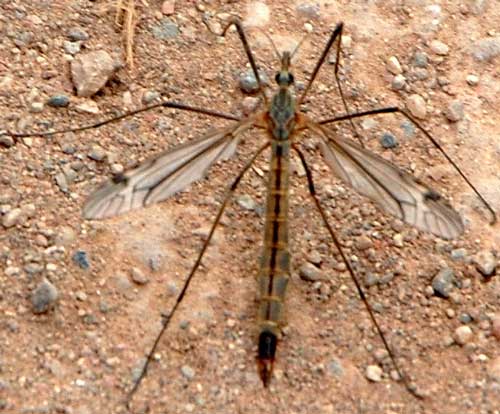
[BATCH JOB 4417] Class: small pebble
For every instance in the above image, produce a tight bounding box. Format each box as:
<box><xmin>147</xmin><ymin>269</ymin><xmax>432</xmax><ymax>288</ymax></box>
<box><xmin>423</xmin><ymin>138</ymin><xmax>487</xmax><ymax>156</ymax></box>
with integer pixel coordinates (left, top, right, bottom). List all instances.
<box><xmin>30</xmin><ymin>102</ymin><xmax>44</xmax><ymax>113</ymax></box>
<box><xmin>413</xmin><ymin>51</ymin><xmax>428</xmax><ymax>68</ymax></box>
<box><xmin>47</xmin><ymin>95</ymin><xmax>70</xmax><ymax>108</ymax></box>
<box><xmin>380</xmin><ymin>132</ymin><xmax>397</xmax><ymax>149</ymax></box>
<box><xmin>304</xmin><ymin>23</ymin><xmax>313</xmax><ymax>33</ymax></box>
<box><xmin>161</xmin><ymin>0</ymin><xmax>176</xmax><ymax>15</ymax></box>
<box><xmin>413</xmin><ymin>67</ymin><xmax>429</xmax><ymax>80</ymax></box>
<box><xmin>0</xmin><ymin>135</ymin><xmax>15</xmax><ymax>147</ymax></box>
<box><xmin>88</xmin><ymin>145</ymin><xmax>106</xmax><ymax>161</ymax></box>
<box><xmin>379</xmin><ymin>272</ymin><xmax>395</xmax><ymax>285</ymax></box>
<box><xmin>406</xmin><ymin>94</ymin><xmax>427</xmax><ymax>119</ymax></box>
<box><xmin>151</xmin><ymin>18</ymin><xmax>179</xmax><ymax>40</ymax></box>
<box><xmin>75</xmin><ymin>291</ymin><xmax>87</xmax><ymax>301</ymax></box>
<box><xmin>56</xmin><ymin>226</ymin><xmax>77</xmax><ymax>246</ymax></box>
<box><xmin>73</xmin><ymin>250</ymin><xmax>90</xmax><ymax>270</ymax></box>
<box><xmin>393</xmin><ymin>233</ymin><xmax>404</xmax><ymax>247</ymax></box>
<box><xmin>5</xmin><ymin>266</ymin><xmax>21</xmax><ymax>277</ymax></box>
<box><xmin>391</xmin><ymin>74</ymin><xmax>406</xmax><ymax>90</ymax></box>
<box><xmin>466</xmin><ymin>74</ymin><xmax>479</xmax><ymax>86</ymax></box>
<box><xmin>296</xmin><ymin>3</ymin><xmax>320</xmax><ymax>20</ymax></box>
<box><xmin>181</xmin><ymin>365</ymin><xmax>195</xmax><ymax>380</ymax></box>
<box><xmin>68</xmin><ymin>28</ymin><xmax>89</xmax><ymax>41</ymax></box>
<box><xmin>142</xmin><ymin>90</ymin><xmax>160</xmax><ymax>105</ymax></box>
<box><xmin>245</xmin><ymin>1</ymin><xmax>270</xmax><ymax>27</ymax></box>
<box><xmin>307</xmin><ymin>250</ymin><xmax>322</xmax><ymax>266</ymax></box>
<box><xmin>63</xmin><ymin>40</ymin><xmax>81</xmax><ymax>55</ymax></box>
<box><xmin>453</xmin><ymin>325</ymin><xmax>473</xmax><ymax>345</ymax></box>
<box><xmin>130</xmin><ymin>267</ymin><xmax>149</xmax><ymax>285</ymax></box>
<box><xmin>400</xmin><ymin>120</ymin><xmax>415</xmax><ymax>138</ymax></box>
<box><xmin>75</xmin><ymin>100</ymin><xmax>99</xmax><ymax>114</ymax></box>
<box><xmin>429</xmin><ymin>40</ymin><xmax>449</xmax><ymax>55</ymax></box>
<box><xmin>71</xmin><ymin>50</ymin><xmax>118</xmax><ymax>97</ymax></box>
<box><xmin>471</xmin><ymin>36</ymin><xmax>500</xmax><ymax>62</ymax></box>
<box><xmin>386</xmin><ymin>56</ymin><xmax>402</xmax><ymax>75</ymax></box>
<box><xmin>236</xmin><ymin>194</ymin><xmax>257</xmax><ymax>211</ymax></box>
<box><xmin>432</xmin><ymin>268</ymin><xmax>455</xmax><ymax>298</ymax></box>
<box><xmin>373</xmin><ymin>348</ymin><xmax>389</xmax><ymax>363</ymax></box>
<box><xmin>239</xmin><ymin>70</ymin><xmax>267</xmax><ymax>94</ymax></box>
<box><xmin>2</xmin><ymin>208</ymin><xmax>22</xmax><ymax>228</ymax></box>
<box><xmin>450</xmin><ymin>247</ymin><xmax>467</xmax><ymax>261</ymax></box>
<box><xmin>445</xmin><ymin>308</ymin><xmax>456</xmax><ymax>318</ymax></box>
<box><xmin>240</xmin><ymin>96</ymin><xmax>260</xmax><ymax>115</ymax></box>
<box><xmin>110</xmin><ymin>163</ymin><xmax>124</xmax><ymax>176</ymax></box>
<box><xmin>459</xmin><ymin>313</ymin><xmax>472</xmax><ymax>324</ymax></box>
<box><xmin>355</xmin><ymin>236</ymin><xmax>372</xmax><ymax>250</ymax></box>
<box><xmin>31</xmin><ymin>279</ymin><xmax>58</xmax><ymax>314</ymax></box>
<box><xmin>299</xmin><ymin>262</ymin><xmax>322</xmax><ymax>282</ymax></box>
<box><xmin>472</xmin><ymin>250</ymin><xmax>497</xmax><ymax>277</ymax></box>
<box><xmin>327</xmin><ymin>359</ymin><xmax>343</xmax><ymax>377</ymax></box>
<box><xmin>365</xmin><ymin>365</ymin><xmax>383</xmax><ymax>382</ymax></box>
<box><xmin>445</xmin><ymin>101</ymin><xmax>464</xmax><ymax>122</ymax></box>
<box><xmin>56</xmin><ymin>168</ymin><xmax>73</xmax><ymax>189</ymax></box>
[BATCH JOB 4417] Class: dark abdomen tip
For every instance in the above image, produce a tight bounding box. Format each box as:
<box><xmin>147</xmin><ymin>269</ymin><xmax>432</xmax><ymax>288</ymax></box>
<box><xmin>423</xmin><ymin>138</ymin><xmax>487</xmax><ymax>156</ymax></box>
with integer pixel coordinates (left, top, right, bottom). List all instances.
<box><xmin>257</xmin><ymin>331</ymin><xmax>277</xmax><ymax>387</ymax></box>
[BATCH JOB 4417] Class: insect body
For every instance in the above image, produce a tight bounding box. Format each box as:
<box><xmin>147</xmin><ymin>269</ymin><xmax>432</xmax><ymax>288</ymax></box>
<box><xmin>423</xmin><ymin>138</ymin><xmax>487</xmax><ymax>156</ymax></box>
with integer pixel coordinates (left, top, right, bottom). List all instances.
<box><xmin>79</xmin><ymin>22</ymin><xmax>473</xmax><ymax>390</ymax></box>
<box><xmin>3</xmin><ymin>19</ymin><xmax>494</xmax><ymax>400</ymax></box>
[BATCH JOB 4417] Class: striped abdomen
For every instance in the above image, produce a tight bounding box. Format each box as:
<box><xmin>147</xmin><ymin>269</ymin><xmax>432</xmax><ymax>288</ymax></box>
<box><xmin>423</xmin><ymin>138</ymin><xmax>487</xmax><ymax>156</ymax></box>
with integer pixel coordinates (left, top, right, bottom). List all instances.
<box><xmin>256</xmin><ymin>139</ymin><xmax>291</xmax><ymax>385</ymax></box>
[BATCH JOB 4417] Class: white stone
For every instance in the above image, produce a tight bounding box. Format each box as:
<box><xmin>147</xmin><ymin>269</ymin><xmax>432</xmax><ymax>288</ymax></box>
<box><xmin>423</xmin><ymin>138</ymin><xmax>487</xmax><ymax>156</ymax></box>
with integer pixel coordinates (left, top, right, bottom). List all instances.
<box><xmin>386</xmin><ymin>56</ymin><xmax>402</xmax><ymax>75</ymax></box>
<box><xmin>365</xmin><ymin>365</ymin><xmax>383</xmax><ymax>382</ymax></box>
<box><xmin>454</xmin><ymin>325</ymin><xmax>473</xmax><ymax>345</ymax></box>
<box><xmin>244</xmin><ymin>2</ymin><xmax>270</xmax><ymax>27</ymax></box>
<box><xmin>406</xmin><ymin>94</ymin><xmax>427</xmax><ymax>119</ymax></box>
<box><xmin>429</xmin><ymin>40</ymin><xmax>449</xmax><ymax>56</ymax></box>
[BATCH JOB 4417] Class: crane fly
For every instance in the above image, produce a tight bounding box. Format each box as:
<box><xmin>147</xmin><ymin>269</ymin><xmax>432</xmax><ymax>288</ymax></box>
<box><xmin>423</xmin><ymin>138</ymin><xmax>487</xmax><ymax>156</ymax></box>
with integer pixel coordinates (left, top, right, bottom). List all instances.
<box><xmin>2</xmin><ymin>18</ymin><xmax>495</xmax><ymax>403</ymax></box>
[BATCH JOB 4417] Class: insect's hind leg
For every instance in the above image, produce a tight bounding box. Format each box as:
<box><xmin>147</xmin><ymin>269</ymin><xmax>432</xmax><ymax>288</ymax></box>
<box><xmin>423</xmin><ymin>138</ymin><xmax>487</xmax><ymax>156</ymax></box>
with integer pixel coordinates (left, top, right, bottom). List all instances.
<box><xmin>318</xmin><ymin>106</ymin><xmax>497</xmax><ymax>224</ymax></box>
<box><xmin>125</xmin><ymin>141</ymin><xmax>270</xmax><ymax>407</ymax></box>
<box><xmin>298</xmin><ymin>23</ymin><xmax>363</xmax><ymax>147</ymax></box>
<box><xmin>291</xmin><ymin>143</ymin><xmax>423</xmax><ymax>398</ymax></box>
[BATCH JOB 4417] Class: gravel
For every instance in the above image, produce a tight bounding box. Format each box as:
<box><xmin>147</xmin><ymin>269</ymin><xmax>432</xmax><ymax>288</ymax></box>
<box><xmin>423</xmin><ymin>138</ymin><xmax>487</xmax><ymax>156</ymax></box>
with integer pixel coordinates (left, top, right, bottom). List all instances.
<box><xmin>432</xmin><ymin>268</ymin><xmax>455</xmax><ymax>298</ymax></box>
<box><xmin>31</xmin><ymin>279</ymin><xmax>59</xmax><ymax>314</ymax></box>
<box><xmin>406</xmin><ymin>94</ymin><xmax>427</xmax><ymax>119</ymax></box>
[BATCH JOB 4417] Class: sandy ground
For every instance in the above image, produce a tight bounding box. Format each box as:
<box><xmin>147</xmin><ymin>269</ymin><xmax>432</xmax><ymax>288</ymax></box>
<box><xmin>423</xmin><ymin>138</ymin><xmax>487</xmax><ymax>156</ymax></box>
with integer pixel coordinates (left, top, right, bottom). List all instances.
<box><xmin>0</xmin><ymin>1</ymin><xmax>499</xmax><ymax>413</ymax></box>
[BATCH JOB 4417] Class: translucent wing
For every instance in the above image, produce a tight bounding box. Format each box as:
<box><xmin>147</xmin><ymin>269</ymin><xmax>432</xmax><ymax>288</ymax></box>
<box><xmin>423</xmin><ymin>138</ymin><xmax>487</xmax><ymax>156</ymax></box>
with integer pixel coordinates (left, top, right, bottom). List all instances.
<box><xmin>83</xmin><ymin>121</ymin><xmax>253</xmax><ymax>219</ymax></box>
<box><xmin>312</xmin><ymin>124</ymin><xmax>463</xmax><ymax>239</ymax></box>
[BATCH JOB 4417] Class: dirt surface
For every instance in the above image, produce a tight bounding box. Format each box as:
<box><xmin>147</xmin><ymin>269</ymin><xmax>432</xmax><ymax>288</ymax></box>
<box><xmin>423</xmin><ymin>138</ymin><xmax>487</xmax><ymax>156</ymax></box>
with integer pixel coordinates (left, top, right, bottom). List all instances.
<box><xmin>1</xmin><ymin>1</ymin><xmax>499</xmax><ymax>414</ymax></box>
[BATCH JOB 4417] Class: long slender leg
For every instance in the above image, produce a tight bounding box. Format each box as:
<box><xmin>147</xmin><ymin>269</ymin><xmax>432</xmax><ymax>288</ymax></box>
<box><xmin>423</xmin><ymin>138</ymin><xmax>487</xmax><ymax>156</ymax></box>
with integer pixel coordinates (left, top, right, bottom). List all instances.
<box><xmin>319</xmin><ymin>107</ymin><xmax>497</xmax><ymax>224</ymax></box>
<box><xmin>299</xmin><ymin>23</ymin><xmax>343</xmax><ymax>104</ymax></box>
<box><xmin>1</xmin><ymin>101</ymin><xmax>241</xmax><ymax>143</ymax></box>
<box><xmin>126</xmin><ymin>141</ymin><xmax>270</xmax><ymax>406</ymax></box>
<box><xmin>220</xmin><ymin>18</ymin><xmax>268</xmax><ymax>105</ymax></box>
<box><xmin>292</xmin><ymin>143</ymin><xmax>423</xmax><ymax>399</ymax></box>
<box><xmin>298</xmin><ymin>22</ymin><xmax>362</xmax><ymax>146</ymax></box>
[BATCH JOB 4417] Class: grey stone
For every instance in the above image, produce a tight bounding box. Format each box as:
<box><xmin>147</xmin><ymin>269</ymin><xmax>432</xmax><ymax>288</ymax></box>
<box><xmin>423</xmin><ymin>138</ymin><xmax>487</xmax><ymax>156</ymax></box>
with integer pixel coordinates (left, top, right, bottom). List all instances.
<box><xmin>432</xmin><ymin>268</ymin><xmax>455</xmax><ymax>298</ymax></box>
<box><xmin>299</xmin><ymin>262</ymin><xmax>322</xmax><ymax>282</ymax></box>
<box><xmin>47</xmin><ymin>95</ymin><xmax>70</xmax><ymax>108</ymax></box>
<box><xmin>151</xmin><ymin>18</ymin><xmax>179</xmax><ymax>40</ymax></box>
<box><xmin>472</xmin><ymin>37</ymin><xmax>500</xmax><ymax>62</ymax></box>
<box><xmin>445</xmin><ymin>101</ymin><xmax>464</xmax><ymax>122</ymax></box>
<box><xmin>63</xmin><ymin>40</ymin><xmax>81</xmax><ymax>55</ymax></box>
<box><xmin>68</xmin><ymin>28</ymin><xmax>89</xmax><ymax>41</ymax></box>
<box><xmin>31</xmin><ymin>279</ymin><xmax>58</xmax><ymax>314</ymax></box>
<box><xmin>473</xmin><ymin>250</ymin><xmax>497</xmax><ymax>277</ymax></box>
<box><xmin>71</xmin><ymin>50</ymin><xmax>118</xmax><ymax>97</ymax></box>
<box><xmin>380</xmin><ymin>132</ymin><xmax>397</xmax><ymax>149</ymax></box>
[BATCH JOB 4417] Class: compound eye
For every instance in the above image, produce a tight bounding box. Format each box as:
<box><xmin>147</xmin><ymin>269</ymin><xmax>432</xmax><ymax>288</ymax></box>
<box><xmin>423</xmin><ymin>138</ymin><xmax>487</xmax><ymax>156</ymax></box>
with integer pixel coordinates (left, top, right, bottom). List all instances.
<box><xmin>288</xmin><ymin>73</ymin><xmax>294</xmax><ymax>84</ymax></box>
<box><xmin>274</xmin><ymin>72</ymin><xmax>280</xmax><ymax>84</ymax></box>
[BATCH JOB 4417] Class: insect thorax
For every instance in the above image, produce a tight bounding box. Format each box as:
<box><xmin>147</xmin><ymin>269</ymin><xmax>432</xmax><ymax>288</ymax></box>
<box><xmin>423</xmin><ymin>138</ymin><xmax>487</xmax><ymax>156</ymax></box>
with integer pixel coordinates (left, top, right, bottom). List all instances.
<box><xmin>268</xmin><ymin>88</ymin><xmax>296</xmax><ymax>140</ymax></box>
